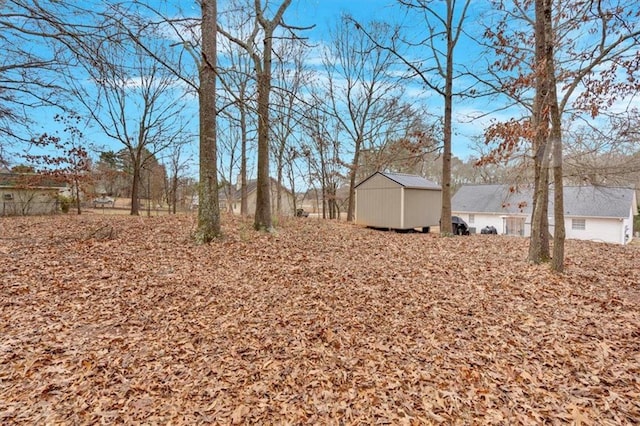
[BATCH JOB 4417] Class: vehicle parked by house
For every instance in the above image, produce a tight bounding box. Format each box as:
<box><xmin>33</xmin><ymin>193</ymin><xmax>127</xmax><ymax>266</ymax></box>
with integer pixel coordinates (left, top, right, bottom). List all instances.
<box><xmin>452</xmin><ymin>184</ymin><xmax>638</xmax><ymax>244</ymax></box>
<box><xmin>452</xmin><ymin>215</ymin><xmax>470</xmax><ymax>235</ymax></box>
<box><xmin>481</xmin><ymin>225</ymin><xmax>498</xmax><ymax>234</ymax></box>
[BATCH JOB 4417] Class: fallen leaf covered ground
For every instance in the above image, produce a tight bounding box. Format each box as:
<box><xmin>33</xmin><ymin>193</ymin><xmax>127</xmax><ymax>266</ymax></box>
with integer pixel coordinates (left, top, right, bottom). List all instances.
<box><xmin>1</xmin><ymin>213</ymin><xmax>639</xmax><ymax>424</ymax></box>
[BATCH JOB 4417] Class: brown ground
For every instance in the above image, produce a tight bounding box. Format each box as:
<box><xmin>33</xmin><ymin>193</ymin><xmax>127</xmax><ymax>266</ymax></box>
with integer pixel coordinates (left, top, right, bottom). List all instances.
<box><xmin>1</xmin><ymin>214</ymin><xmax>639</xmax><ymax>424</ymax></box>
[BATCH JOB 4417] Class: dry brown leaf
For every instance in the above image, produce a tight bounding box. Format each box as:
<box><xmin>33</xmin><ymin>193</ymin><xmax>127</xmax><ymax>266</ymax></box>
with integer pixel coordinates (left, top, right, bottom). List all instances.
<box><xmin>0</xmin><ymin>213</ymin><xmax>638</xmax><ymax>424</ymax></box>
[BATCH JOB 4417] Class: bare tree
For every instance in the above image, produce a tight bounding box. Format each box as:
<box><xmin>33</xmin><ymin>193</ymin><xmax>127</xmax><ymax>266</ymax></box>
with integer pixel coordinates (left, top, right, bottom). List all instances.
<box><xmin>99</xmin><ymin>0</ymin><xmax>221</xmax><ymax>240</ymax></box>
<box><xmin>271</xmin><ymin>37</ymin><xmax>310</xmax><ymax>216</ymax></box>
<box><xmin>218</xmin><ymin>0</ymin><xmax>307</xmax><ymax>231</ymax></box>
<box><xmin>65</xmin><ymin>29</ymin><xmax>192</xmax><ymax>215</ymax></box>
<box><xmin>217</xmin><ymin>1</ymin><xmax>258</xmax><ymax>215</ymax></box>
<box><xmin>351</xmin><ymin>0</ymin><xmax>472</xmax><ymax>233</ymax></box>
<box><xmin>301</xmin><ymin>90</ymin><xmax>345</xmax><ymax>220</ymax></box>
<box><xmin>323</xmin><ymin>15</ymin><xmax>417</xmax><ymax>222</ymax></box>
<box><xmin>164</xmin><ymin>135</ymin><xmax>193</xmax><ymax>214</ymax></box>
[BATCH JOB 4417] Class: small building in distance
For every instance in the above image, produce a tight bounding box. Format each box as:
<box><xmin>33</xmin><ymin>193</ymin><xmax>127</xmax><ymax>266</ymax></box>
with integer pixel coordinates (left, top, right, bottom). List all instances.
<box><xmin>1</xmin><ymin>172</ymin><xmax>69</xmax><ymax>216</ymax></box>
<box><xmin>220</xmin><ymin>177</ymin><xmax>296</xmax><ymax>217</ymax></box>
<box><xmin>355</xmin><ymin>172</ymin><xmax>442</xmax><ymax>231</ymax></box>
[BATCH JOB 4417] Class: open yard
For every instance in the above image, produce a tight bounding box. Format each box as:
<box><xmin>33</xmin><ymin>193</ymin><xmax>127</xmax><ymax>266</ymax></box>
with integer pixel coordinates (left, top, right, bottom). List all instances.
<box><xmin>1</xmin><ymin>214</ymin><xmax>639</xmax><ymax>424</ymax></box>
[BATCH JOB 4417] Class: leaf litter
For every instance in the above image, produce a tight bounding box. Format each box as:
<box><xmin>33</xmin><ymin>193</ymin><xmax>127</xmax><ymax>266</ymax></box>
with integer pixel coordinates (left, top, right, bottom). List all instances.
<box><xmin>0</xmin><ymin>214</ymin><xmax>638</xmax><ymax>424</ymax></box>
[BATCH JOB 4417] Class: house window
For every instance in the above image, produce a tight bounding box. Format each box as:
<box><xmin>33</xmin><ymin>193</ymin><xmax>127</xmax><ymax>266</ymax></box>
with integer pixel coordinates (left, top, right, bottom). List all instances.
<box><xmin>3</xmin><ymin>194</ymin><xmax>13</xmax><ymax>201</ymax></box>
<box><xmin>572</xmin><ymin>218</ymin><xmax>586</xmax><ymax>230</ymax></box>
<box><xmin>468</xmin><ymin>214</ymin><xmax>475</xmax><ymax>224</ymax></box>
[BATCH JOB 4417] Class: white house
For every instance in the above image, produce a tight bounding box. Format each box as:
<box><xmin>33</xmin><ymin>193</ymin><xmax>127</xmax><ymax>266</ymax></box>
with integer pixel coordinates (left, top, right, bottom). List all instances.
<box><xmin>452</xmin><ymin>184</ymin><xmax>638</xmax><ymax>245</ymax></box>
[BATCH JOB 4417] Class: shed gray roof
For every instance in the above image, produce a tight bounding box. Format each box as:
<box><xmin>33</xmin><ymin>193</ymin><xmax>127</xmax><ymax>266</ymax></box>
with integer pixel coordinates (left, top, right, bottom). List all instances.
<box><xmin>356</xmin><ymin>171</ymin><xmax>441</xmax><ymax>190</ymax></box>
<box><xmin>452</xmin><ymin>184</ymin><xmax>637</xmax><ymax>218</ymax></box>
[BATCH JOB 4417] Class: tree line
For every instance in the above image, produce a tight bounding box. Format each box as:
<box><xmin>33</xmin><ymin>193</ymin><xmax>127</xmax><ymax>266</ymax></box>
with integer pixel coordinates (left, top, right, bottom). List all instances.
<box><xmin>2</xmin><ymin>0</ymin><xmax>639</xmax><ymax>271</ymax></box>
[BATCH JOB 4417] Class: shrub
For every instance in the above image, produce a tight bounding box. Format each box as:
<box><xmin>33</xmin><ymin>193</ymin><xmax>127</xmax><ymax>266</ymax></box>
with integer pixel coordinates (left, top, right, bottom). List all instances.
<box><xmin>58</xmin><ymin>195</ymin><xmax>72</xmax><ymax>213</ymax></box>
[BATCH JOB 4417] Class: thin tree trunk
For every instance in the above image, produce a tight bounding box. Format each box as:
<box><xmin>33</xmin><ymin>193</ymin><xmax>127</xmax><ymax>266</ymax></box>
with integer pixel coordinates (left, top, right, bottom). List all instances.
<box><xmin>131</xmin><ymin>164</ymin><xmax>140</xmax><ymax>215</ymax></box>
<box><xmin>74</xmin><ymin>177</ymin><xmax>82</xmax><ymax>215</ymax></box>
<box><xmin>172</xmin><ymin>174</ymin><xmax>178</xmax><ymax>214</ymax></box>
<box><xmin>440</xmin><ymin>0</ymin><xmax>455</xmax><ymax>235</ymax></box>
<box><xmin>346</xmin><ymin>137</ymin><xmax>362</xmax><ymax>222</ymax></box>
<box><xmin>240</xmin><ymin>95</ymin><xmax>248</xmax><ymax>215</ymax></box>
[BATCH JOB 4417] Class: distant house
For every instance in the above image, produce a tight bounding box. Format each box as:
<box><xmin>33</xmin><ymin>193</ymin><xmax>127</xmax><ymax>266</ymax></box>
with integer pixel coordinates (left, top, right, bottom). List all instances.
<box><xmin>355</xmin><ymin>171</ymin><xmax>442</xmax><ymax>230</ymax></box>
<box><xmin>219</xmin><ymin>178</ymin><xmax>296</xmax><ymax>216</ymax></box>
<box><xmin>297</xmin><ymin>186</ymin><xmax>350</xmax><ymax>217</ymax></box>
<box><xmin>452</xmin><ymin>184</ymin><xmax>638</xmax><ymax>244</ymax></box>
<box><xmin>1</xmin><ymin>172</ymin><xmax>69</xmax><ymax>216</ymax></box>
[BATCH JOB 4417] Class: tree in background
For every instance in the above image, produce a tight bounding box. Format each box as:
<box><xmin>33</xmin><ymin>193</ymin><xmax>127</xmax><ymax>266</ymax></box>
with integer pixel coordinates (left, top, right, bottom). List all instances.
<box><xmin>323</xmin><ymin>15</ymin><xmax>418</xmax><ymax>222</ymax></box>
<box><xmin>270</xmin><ymin>37</ymin><xmax>310</xmax><ymax>216</ymax></box>
<box><xmin>217</xmin><ymin>0</ymin><xmax>258</xmax><ymax>216</ymax></box>
<box><xmin>484</xmin><ymin>0</ymin><xmax>640</xmax><ymax>271</ymax></box>
<box><xmin>165</xmin><ymin>137</ymin><xmax>193</xmax><ymax>214</ymax></box>
<box><xmin>105</xmin><ymin>0</ymin><xmax>221</xmax><ymax>239</ymax></box>
<box><xmin>94</xmin><ymin>151</ymin><xmax>128</xmax><ymax>199</ymax></box>
<box><xmin>352</xmin><ymin>0</ymin><xmax>472</xmax><ymax>234</ymax></box>
<box><xmin>301</xmin><ymin>91</ymin><xmax>345</xmax><ymax>220</ymax></box>
<box><xmin>23</xmin><ymin>114</ymin><xmax>92</xmax><ymax>214</ymax></box>
<box><xmin>218</xmin><ymin>0</ymin><xmax>304</xmax><ymax>231</ymax></box>
<box><xmin>65</xmin><ymin>26</ymin><xmax>191</xmax><ymax>216</ymax></box>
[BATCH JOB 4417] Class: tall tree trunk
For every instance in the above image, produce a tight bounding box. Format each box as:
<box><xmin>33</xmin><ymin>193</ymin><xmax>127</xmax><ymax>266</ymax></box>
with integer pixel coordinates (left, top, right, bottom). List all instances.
<box><xmin>546</xmin><ymin>0</ymin><xmax>565</xmax><ymax>272</ymax></box>
<box><xmin>346</xmin><ymin>137</ymin><xmax>362</xmax><ymax>222</ymax></box>
<box><xmin>195</xmin><ymin>0</ymin><xmax>221</xmax><ymax>243</ymax></box>
<box><xmin>171</xmin><ymin>174</ymin><xmax>178</xmax><ymax>214</ymax></box>
<box><xmin>276</xmin><ymin>157</ymin><xmax>283</xmax><ymax>215</ymax></box>
<box><xmin>131</xmin><ymin>163</ymin><xmax>141</xmax><ymax>215</ymax></box>
<box><xmin>440</xmin><ymin>0</ymin><xmax>454</xmax><ymax>235</ymax></box>
<box><xmin>254</xmin><ymin>66</ymin><xmax>273</xmax><ymax>230</ymax></box>
<box><xmin>240</xmin><ymin>93</ymin><xmax>248</xmax><ymax>215</ymax></box>
<box><xmin>528</xmin><ymin>0</ymin><xmax>551</xmax><ymax>263</ymax></box>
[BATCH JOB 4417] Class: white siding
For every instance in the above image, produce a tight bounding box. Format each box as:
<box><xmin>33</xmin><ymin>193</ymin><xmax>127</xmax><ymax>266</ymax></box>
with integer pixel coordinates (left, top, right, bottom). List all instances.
<box><xmin>457</xmin><ymin>211</ymin><xmax>631</xmax><ymax>244</ymax></box>
<box><xmin>564</xmin><ymin>216</ymin><xmax>625</xmax><ymax>244</ymax></box>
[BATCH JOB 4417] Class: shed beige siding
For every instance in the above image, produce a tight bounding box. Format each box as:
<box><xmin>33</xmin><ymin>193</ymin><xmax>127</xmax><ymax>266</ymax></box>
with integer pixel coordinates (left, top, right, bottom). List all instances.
<box><xmin>355</xmin><ymin>186</ymin><xmax>402</xmax><ymax>228</ymax></box>
<box><xmin>355</xmin><ymin>172</ymin><xmax>442</xmax><ymax>230</ymax></box>
<box><xmin>403</xmin><ymin>188</ymin><xmax>441</xmax><ymax>228</ymax></box>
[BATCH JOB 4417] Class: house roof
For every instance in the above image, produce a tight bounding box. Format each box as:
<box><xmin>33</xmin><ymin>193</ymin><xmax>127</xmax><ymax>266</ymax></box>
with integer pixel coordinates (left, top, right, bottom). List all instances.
<box><xmin>452</xmin><ymin>184</ymin><xmax>638</xmax><ymax>218</ymax></box>
<box><xmin>356</xmin><ymin>171</ymin><xmax>441</xmax><ymax>190</ymax></box>
<box><xmin>219</xmin><ymin>178</ymin><xmax>293</xmax><ymax>201</ymax></box>
<box><xmin>0</xmin><ymin>172</ymin><xmax>68</xmax><ymax>189</ymax></box>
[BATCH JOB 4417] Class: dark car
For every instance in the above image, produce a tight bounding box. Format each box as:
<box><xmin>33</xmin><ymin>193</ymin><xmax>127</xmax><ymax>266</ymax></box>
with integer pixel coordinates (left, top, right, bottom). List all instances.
<box><xmin>296</xmin><ymin>208</ymin><xmax>309</xmax><ymax>217</ymax></box>
<box><xmin>451</xmin><ymin>216</ymin><xmax>470</xmax><ymax>235</ymax></box>
<box><xmin>481</xmin><ymin>225</ymin><xmax>498</xmax><ymax>234</ymax></box>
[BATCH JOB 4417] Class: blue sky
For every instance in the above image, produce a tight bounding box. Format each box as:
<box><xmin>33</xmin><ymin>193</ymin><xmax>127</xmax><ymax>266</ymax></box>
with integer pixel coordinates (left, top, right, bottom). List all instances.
<box><xmin>283</xmin><ymin>0</ymin><xmax>502</xmax><ymax>159</ymax></box>
<box><xmin>8</xmin><ymin>0</ymin><xmax>511</xmax><ymax>179</ymax></box>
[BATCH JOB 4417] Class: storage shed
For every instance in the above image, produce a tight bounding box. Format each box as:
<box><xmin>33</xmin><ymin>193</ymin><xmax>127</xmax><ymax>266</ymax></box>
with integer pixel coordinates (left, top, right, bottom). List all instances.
<box><xmin>355</xmin><ymin>172</ymin><xmax>442</xmax><ymax>230</ymax></box>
